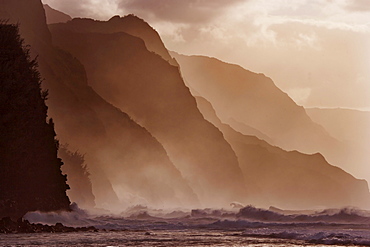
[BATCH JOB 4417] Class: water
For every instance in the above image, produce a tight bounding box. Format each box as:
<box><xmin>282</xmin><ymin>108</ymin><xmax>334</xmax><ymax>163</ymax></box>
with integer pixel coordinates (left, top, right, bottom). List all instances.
<box><xmin>2</xmin><ymin>205</ymin><xmax>370</xmax><ymax>246</ymax></box>
<box><xmin>0</xmin><ymin>230</ymin><xmax>334</xmax><ymax>246</ymax></box>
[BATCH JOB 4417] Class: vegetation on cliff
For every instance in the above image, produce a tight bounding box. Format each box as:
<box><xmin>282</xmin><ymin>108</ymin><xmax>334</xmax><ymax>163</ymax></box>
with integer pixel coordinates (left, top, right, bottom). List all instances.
<box><xmin>0</xmin><ymin>23</ymin><xmax>70</xmax><ymax>218</ymax></box>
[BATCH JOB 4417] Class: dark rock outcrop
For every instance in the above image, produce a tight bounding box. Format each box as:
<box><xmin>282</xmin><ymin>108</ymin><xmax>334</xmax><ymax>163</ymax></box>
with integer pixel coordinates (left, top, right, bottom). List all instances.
<box><xmin>0</xmin><ymin>217</ymin><xmax>96</xmax><ymax>233</ymax></box>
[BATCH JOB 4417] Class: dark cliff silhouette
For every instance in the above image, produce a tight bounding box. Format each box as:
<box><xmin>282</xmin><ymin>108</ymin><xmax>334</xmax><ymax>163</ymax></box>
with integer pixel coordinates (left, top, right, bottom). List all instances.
<box><xmin>195</xmin><ymin>96</ymin><xmax>370</xmax><ymax>209</ymax></box>
<box><xmin>59</xmin><ymin>145</ymin><xmax>95</xmax><ymax>209</ymax></box>
<box><xmin>0</xmin><ymin>0</ymin><xmax>197</xmax><ymax>210</ymax></box>
<box><xmin>50</xmin><ymin>16</ymin><xmax>248</xmax><ymax>206</ymax></box>
<box><xmin>0</xmin><ymin>23</ymin><xmax>70</xmax><ymax>218</ymax></box>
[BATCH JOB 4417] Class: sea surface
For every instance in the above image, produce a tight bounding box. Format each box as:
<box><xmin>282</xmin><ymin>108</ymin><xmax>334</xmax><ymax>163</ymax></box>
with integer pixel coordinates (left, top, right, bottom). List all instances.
<box><xmin>2</xmin><ymin>205</ymin><xmax>370</xmax><ymax>246</ymax></box>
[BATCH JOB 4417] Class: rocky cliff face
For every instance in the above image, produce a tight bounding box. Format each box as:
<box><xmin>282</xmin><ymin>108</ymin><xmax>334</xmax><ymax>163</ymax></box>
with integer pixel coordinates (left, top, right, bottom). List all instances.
<box><xmin>50</xmin><ymin>17</ymin><xmax>248</xmax><ymax>207</ymax></box>
<box><xmin>195</xmin><ymin>96</ymin><xmax>370</xmax><ymax>209</ymax></box>
<box><xmin>0</xmin><ymin>0</ymin><xmax>197</xmax><ymax>210</ymax></box>
<box><xmin>0</xmin><ymin>23</ymin><xmax>70</xmax><ymax>218</ymax></box>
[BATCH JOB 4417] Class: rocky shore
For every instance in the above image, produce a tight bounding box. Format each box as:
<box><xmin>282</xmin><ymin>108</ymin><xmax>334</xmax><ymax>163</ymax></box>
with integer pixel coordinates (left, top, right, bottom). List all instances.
<box><xmin>0</xmin><ymin>217</ymin><xmax>97</xmax><ymax>233</ymax></box>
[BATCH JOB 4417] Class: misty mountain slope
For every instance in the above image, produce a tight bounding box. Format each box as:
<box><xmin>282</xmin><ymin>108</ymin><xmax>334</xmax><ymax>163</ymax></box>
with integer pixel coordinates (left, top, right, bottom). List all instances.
<box><xmin>194</xmin><ymin>96</ymin><xmax>370</xmax><ymax>209</ymax></box>
<box><xmin>49</xmin><ymin>15</ymin><xmax>176</xmax><ymax>66</ymax></box>
<box><xmin>0</xmin><ymin>0</ymin><xmax>118</xmax><ymax>209</ymax></box>
<box><xmin>53</xmin><ymin>48</ymin><xmax>198</xmax><ymax>208</ymax></box>
<box><xmin>0</xmin><ymin>0</ymin><xmax>198</xmax><ymax>210</ymax></box>
<box><xmin>172</xmin><ymin>53</ymin><xmax>346</xmax><ymax>159</ymax></box>
<box><xmin>226</xmin><ymin>118</ymin><xmax>274</xmax><ymax>144</ymax></box>
<box><xmin>306</xmin><ymin>108</ymin><xmax>370</xmax><ymax>148</ymax></box>
<box><xmin>49</xmin><ymin>21</ymin><xmax>248</xmax><ymax>207</ymax></box>
<box><xmin>184</xmin><ymin>81</ymin><xmax>274</xmax><ymax>144</ymax></box>
<box><xmin>59</xmin><ymin>145</ymin><xmax>95</xmax><ymax>209</ymax></box>
<box><xmin>43</xmin><ymin>4</ymin><xmax>71</xmax><ymax>24</ymax></box>
<box><xmin>0</xmin><ymin>23</ymin><xmax>70</xmax><ymax>218</ymax></box>
<box><xmin>306</xmin><ymin>107</ymin><xmax>370</xmax><ymax>182</ymax></box>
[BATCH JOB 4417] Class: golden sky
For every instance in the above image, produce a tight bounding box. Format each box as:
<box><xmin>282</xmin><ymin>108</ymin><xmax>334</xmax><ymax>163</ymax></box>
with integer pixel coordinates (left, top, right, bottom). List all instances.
<box><xmin>42</xmin><ymin>0</ymin><xmax>370</xmax><ymax>109</ymax></box>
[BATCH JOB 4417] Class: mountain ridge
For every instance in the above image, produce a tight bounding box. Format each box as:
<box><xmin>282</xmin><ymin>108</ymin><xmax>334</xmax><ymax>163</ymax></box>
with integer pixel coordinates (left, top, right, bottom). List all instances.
<box><xmin>194</xmin><ymin>96</ymin><xmax>370</xmax><ymax>209</ymax></box>
<box><xmin>0</xmin><ymin>0</ymin><xmax>198</xmax><ymax>211</ymax></box>
<box><xmin>50</xmin><ymin>17</ymin><xmax>250</xmax><ymax>207</ymax></box>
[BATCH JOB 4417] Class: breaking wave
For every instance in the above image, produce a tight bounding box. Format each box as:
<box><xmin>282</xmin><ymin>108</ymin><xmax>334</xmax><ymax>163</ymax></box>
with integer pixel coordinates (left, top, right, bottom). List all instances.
<box><xmin>236</xmin><ymin>205</ymin><xmax>370</xmax><ymax>223</ymax></box>
<box><xmin>22</xmin><ymin>204</ymin><xmax>370</xmax><ymax>245</ymax></box>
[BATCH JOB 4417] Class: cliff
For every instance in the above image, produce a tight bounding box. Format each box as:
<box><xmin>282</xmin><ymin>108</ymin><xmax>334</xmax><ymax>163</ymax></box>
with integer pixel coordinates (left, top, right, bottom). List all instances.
<box><xmin>306</xmin><ymin>107</ymin><xmax>370</xmax><ymax>184</ymax></box>
<box><xmin>0</xmin><ymin>0</ymin><xmax>197</xmax><ymax>210</ymax></box>
<box><xmin>195</xmin><ymin>96</ymin><xmax>370</xmax><ymax>209</ymax></box>
<box><xmin>43</xmin><ymin>4</ymin><xmax>71</xmax><ymax>24</ymax></box>
<box><xmin>49</xmin><ymin>15</ymin><xmax>176</xmax><ymax>65</ymax></box>
<box><xmin>172</xmin><ymin>53</ymin><xmax>346</xmax><ymax>160</ymax></box>
<box><xmin>50</xmin><ymin>16</ymin><xmax>248</xmax><ymax>206</ymax></box>
<box><xmin>0</xmin><ymin>23</ymin><xmax>70</xmax><ymax>218</ymax></box>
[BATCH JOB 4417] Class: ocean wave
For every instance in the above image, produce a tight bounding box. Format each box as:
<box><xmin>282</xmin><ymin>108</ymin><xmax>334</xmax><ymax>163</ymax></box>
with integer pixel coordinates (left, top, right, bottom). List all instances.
<box><xmin>237</xmin><ymin>205</ymin><xmax>370</xmax><ymax>223</ymax></box>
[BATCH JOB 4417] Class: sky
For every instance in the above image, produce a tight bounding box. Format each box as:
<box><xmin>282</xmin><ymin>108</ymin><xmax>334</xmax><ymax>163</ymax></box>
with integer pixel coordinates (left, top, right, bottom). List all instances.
<box><xmin>42</xmin><ymin>0</ymin><xmax>370</xmax><ymax>110</ymax></box>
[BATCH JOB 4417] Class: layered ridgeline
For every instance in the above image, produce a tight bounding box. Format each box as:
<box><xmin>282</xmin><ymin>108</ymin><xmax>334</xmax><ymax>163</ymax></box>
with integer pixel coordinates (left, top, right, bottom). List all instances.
<box><xmin>306</xmin><ymin>108</ymin><xmax>370</xmax><ymax>184</ymax></box>
<box><xmin>195</xmin><ymin>96</ymin><xmax>370</xmax><ymax>208</ymax></box>
<box><xmin>3</xmin><ymin>0</ymin><xmax>369</xmax><ymax>210</ymax></box>
<box><xmin>43</xmin><ymin>8</ymin><xmax>370</xmax><ymax>208</ymax></box>
<box><xmin>49</xmin><ymin>16</ymin><xmax>248</xmax><ymax>206</ymax></box>
<box><xmin>0</xmin><ymin>0</ymin><xmax>197</xmax><ymax>211</ymax></box>
<box><xmin>43</xmin><ymin>4</ymin><xmax>71</xmax><ymax>24</ymax></box>
<box><xmin>172</xmin><ymin>53</ymin><xmax>370</xmax><ymax>203</ymax></box>
<box><xmin>47</xmin><ymin>14</ymin><xmax>176</xmax><ymax>66</ymax></box>
<box><xmin>173</xmin><ymin>53</ymin><xmax>370</xmax><ymax>208</ymax></box>
<box><xmin>0</xmin><ymin>23</ymin><xmax>70</xmax><ymax>218</ymax></box>
<box><xmin>172</xmin><ymin>54</ymin><xmax>349</xmax><ymax>163</ymax></box>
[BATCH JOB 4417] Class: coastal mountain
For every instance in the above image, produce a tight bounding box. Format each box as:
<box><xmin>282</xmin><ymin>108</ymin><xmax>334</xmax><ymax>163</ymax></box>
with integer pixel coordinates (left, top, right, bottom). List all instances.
<box><xmin>172</xmin><ymin>54</ymin><xmax>345</xmax><ymax>158</ymax></box>
<box><xmin>306</xmin><ymin>108</ymin><xmax>370</xmax><ymax>146</ymax></box>
<box><xmin>1</xmin><ymin>0</ymin><xmax>369</xmax><ymax>212</ymax></box>
<box><xmin>0</xmin><ymin>23</ymin><xmax>70</xmax><ymax>218</ymax></box>
<box><xmin>43</xmin><ymin>4</ymin><xmax>71</xmax><ymax>24</ymax></box>
<box><xmin>49</xmin><ymin>15</ymin><xmax>176</xmax><ymax>65</ymax></box>
<box><xmin>50</xmin><ymin>16</ymin><xmax>248</xmax><ymax>207</ymax></box>
<box><xmin>0</xmin><ymin>0</ymin><xmax>197</xmax><ymax>211</ymax></box>
<box><xmin>195</xmin><ymin>96</ymin><xmax>370</xmax><ymax>208</ymax></box>
<box><xmin>306</xmin><ymin>108</ymin><xmax>370</xmax><ymax>183</ymax></box>
<box><xmin>173</xmin><ymin>53</ymin><xmax>370</xmax><ymax>208</ymax></box>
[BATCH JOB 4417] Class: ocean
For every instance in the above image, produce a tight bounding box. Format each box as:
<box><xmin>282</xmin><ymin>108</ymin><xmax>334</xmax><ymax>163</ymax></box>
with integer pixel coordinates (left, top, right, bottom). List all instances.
<box><xmin>1</xmin><ymin>205</ymin><xmax>370</xmax><ymax>246</ymax></box>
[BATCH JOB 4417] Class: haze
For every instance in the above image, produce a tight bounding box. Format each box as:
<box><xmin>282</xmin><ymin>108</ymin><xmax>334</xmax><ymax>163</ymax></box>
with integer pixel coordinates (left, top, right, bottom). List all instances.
<box><xmin>4</xmin><ymin>0</ymin><xmax>361</xmax><ymax>210</ymax></box>
<box><xmin>42</xmin><ymin>0</ymin><xmax>370</xmax><ymax>109</ymax></box>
